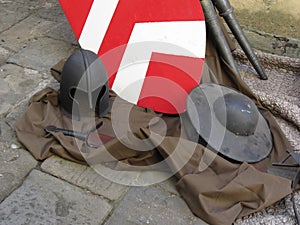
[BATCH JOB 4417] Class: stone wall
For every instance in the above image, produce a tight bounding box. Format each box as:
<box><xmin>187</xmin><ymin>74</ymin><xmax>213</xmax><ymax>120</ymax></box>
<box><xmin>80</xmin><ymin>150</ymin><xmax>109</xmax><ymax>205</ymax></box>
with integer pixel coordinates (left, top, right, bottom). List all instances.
<box><xmin>227</xmin><ymin>0</ymin><xmax>300</xmax><ymax>58</ymax></box>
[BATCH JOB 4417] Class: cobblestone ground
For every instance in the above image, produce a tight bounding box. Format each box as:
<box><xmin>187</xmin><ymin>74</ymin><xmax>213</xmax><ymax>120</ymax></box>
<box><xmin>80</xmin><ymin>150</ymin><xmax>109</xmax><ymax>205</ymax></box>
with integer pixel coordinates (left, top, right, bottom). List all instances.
<box><xmin>0</xmin><ymin>1</ymin><xmax>299</xmax><ymax>225</ymax></box>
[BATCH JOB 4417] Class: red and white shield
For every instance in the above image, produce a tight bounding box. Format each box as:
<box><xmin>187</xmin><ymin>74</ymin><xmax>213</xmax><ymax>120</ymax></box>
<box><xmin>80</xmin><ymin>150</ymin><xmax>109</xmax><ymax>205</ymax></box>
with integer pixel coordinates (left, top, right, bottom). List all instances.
<box><xmin>59</xmin><ymin>0</ymin><xmax>206</xmax><ymax>114</ymax></box>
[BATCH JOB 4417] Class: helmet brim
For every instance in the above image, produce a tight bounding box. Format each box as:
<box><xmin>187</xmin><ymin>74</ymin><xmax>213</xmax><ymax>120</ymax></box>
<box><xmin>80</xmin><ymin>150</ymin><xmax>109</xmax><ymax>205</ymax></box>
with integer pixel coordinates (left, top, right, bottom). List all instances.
<box><xmin>186</xmin><ymin>83</ymin><xmax>273</xmax><ymax>163</ymax></box>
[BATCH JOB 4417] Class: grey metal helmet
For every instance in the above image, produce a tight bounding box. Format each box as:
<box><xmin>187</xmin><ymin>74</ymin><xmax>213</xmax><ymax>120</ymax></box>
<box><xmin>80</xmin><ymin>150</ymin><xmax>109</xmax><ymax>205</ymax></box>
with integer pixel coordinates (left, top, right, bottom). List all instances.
<box><xmin>186</xmin><ymin>83</ymin><xmax>273</xmax><ymax>163</ymax></box>
<box><xmin>213</xmin><ymin>92</ymin><xmax>259</xmax><ymax>136</ymax></box>
<box><xmin>58</xmin><ymin>49</ymin><xmax>110</xmax><ymax>120</ymax></box>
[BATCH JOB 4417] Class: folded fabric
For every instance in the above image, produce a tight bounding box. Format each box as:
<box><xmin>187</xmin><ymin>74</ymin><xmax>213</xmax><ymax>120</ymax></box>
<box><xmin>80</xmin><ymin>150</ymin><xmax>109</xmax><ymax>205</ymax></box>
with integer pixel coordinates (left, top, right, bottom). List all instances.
<box><xmin>149</xmin><ymin>134</ymin><xmax>292</xmax><ymax>225</ymax></box>
<box><xmin>15</xmin><ymin>30</ymin><xmax>295</xmax><ymax>225</ymax></box>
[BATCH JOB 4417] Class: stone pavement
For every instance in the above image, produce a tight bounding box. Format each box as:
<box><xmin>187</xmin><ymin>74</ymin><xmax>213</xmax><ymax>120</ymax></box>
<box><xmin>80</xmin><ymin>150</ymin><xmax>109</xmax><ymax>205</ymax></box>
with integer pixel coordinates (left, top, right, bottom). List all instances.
<box><xmin>0</xmin><ymin>1</ymin><xmax>299</xmax><ymax>225</ymax></box>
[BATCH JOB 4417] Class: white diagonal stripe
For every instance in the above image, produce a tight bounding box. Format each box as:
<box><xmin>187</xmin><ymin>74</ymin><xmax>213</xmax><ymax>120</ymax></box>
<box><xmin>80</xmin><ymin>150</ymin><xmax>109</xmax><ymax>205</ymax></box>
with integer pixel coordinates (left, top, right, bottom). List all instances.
<box><xmin>79</xmin><ymin>0</ymin><xmax>119</xmax><ymax>53</ymax></box>
<box><xmin>112</xmin><ymin>21</ymin><xmax>206</xmax><ymax>104</ymax></box>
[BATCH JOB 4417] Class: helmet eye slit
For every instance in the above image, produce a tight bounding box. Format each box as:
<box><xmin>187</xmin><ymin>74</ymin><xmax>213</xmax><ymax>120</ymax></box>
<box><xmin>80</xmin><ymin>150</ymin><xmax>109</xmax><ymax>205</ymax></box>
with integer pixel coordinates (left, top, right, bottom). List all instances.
<box><xmin>58</xmin><ymin>49</ymin><xmax>110</xmax><ymax>120</ymax></box>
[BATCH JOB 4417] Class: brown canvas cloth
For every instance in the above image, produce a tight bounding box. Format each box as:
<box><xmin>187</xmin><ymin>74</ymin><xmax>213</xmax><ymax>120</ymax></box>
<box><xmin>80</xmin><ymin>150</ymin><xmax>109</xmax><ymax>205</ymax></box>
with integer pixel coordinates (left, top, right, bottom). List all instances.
<box><xmin>150</xmin><ymin>134</ymin><xmax>292</xmax><ymax>225</ymax></box>
<box><xmin>15</xmin><ymin>87</ymin><xmax>168</xmax><ymax>166</ymax></box>
<box><xmin>16</xmin><ymin>36</ymin><xmax>294</xmax><ymax>225</ymax></box>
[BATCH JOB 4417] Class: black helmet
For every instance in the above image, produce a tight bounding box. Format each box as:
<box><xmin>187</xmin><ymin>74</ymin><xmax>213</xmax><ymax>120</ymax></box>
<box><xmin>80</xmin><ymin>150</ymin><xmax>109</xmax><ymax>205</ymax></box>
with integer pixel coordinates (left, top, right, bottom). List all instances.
<box><xmin>186</xmin><ymin>83</ymin><xmax>273</xmax><ymax>163</ymax></box>
<box><xmin>58</xmin><ymin>49</ymin><xmax>110</xmax><ymax>120</ymax></box>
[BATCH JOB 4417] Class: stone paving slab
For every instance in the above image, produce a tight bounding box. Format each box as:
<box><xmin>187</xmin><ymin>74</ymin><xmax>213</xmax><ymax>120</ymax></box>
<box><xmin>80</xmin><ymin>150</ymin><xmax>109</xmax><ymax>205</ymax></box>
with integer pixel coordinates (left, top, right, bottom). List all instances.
<box><xmin>7</xmin><ymin>37</ymin><xmax>74</xmax><ymax>72</ymax></box>
<box><xmin>0</xmin><ymin>142</ymin><xmax>37</xmax><ymax>202</ymax></box>
<box><xmin>0</xmin><ymin>121</ymin><xmax>17</xmax><ymax>143</ymax></box>
<box><xmin>36</xmin><ymin>0</ymin><xmax>78</xmax><ymax>46</ymax></box>
<box><xmin>0</xmin><ymin>64</ymin><xmax>43</xmax><ymax>117</ymax></box>
<box><xmin>35</xmin><ymin>0</ymin><xmax>67</xmax><ymax>23</ymax></box>
<box><xmin>0</xmin><ymin>1</ymin><xmax>31</xmax><ymax>33</ymax></box>
<box><xmin>41</xmin><ymin>156</ymin><xmax>129</xmax><ymax>201</ymax></box>
<box><xmin>0</xmin><ymin>15</ymin><xmax>55</xmax><ymax>52</ymax></box>
<box><xmin>11</xmin><ymin>0</ymin><xmax>51</xmax><ymax>12</ymax></box>
<box><xmin>155</xmin><ymin>175</ymin><xmax>179</xmax><ymax>196</ymax></box>
<box><xmin>0</xmin><ymin>47</ymin><xmax>11</xmax><ymax>66</ymax></box>
<box><xmin>104</xmin><ymin>186</ymin><xmax>208</xmax><ymax>225</ymax></box>
<box><xmin>3</xmin><ymin>97</ymin><xmax>33</xmax><ymax>130</ymax></box>
<box><xmin>45</xmin><ymin>19</ymin><xmax>78</xmax><ymax>46</ymax></box>
<box><xmin>3</xmin><ymin>77</ymin><xmax>58</xmax><ymax>130</ymax></box>
<box><xmin>0</xmin><ymin>170</ymin><xmax>112</xmax><ymax>225</ymax></box>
